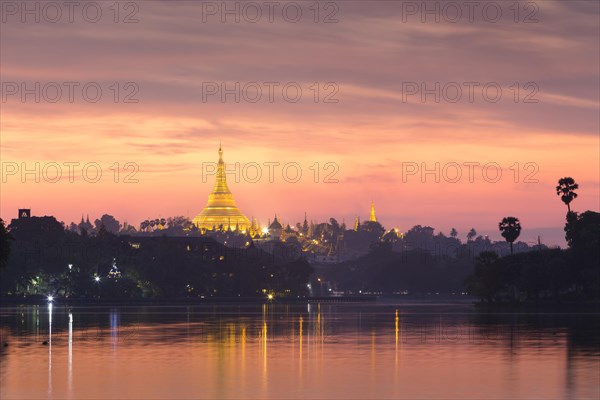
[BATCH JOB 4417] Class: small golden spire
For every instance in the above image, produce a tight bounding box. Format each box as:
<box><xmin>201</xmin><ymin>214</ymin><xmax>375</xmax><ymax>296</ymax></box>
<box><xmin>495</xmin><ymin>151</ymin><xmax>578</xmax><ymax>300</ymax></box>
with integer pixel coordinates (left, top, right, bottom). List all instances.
<box><xmin>369</xmin><ymin>200</ymin><xmax>377</xmax><ymax>222</ymax></box>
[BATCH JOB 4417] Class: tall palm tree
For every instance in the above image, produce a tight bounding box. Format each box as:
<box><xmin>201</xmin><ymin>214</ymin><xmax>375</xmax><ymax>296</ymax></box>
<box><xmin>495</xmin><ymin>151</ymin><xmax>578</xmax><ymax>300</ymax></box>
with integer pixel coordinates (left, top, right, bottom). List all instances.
<box><xmin>499</xmin><ymin>217</ymin><xmax>522</xmax><ymax>255</ymax></box>
<box><xmin>556</xmin><ymin>177</ymin><xmax>579</xmax><ymax>213</ymax></box>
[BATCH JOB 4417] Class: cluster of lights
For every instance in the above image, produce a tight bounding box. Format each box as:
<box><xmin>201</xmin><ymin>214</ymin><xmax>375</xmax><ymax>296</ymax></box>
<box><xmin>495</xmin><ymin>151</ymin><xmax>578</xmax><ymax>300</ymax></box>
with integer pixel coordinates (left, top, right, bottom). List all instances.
<box><xmin>108</xmin><ymin>259</ymin><xmax>122</xmax><ymax>279</ymax></box>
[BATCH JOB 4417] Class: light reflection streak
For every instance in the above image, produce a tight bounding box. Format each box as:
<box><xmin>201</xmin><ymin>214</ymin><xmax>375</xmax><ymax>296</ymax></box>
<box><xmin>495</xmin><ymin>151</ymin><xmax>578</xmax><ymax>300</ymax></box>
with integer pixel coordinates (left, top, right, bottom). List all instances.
<box><xmin>241</xmin><ymin>325</ymin><xmax>246</xmax><ymax>385</ymax></box>
<box><xmin>68</xmin><ymin>312</ymin><xmax>73</xmax><ymax>397</ymax></box>
<box><xmin>395</xmin><ymin>309</ymin><xmax>399</xmax><ymax>367</ymax></box>
<box><xmin>110</xmin><ymin>309</ymin><xmax>118</xmax><ymax>350</ymax></box>
<box><xmin>261</xmin><ymin>303</ymin><xmax>268</xmax><ymax>392</ymax></box>
<box><xmin>299</xmin><ymin>316</ymin><xmax>303</xmax><ymax>378</ymax></box>
<box><xmin>47</xmin><ymin>303</ymin><xmax>53</xmax><ymax>398</ymax></box>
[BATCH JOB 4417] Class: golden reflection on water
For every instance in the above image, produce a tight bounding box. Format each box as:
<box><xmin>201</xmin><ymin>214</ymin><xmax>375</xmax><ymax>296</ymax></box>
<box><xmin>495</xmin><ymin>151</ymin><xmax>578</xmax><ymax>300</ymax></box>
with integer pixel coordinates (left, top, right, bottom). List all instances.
<box><xmin>1</xmin><ymin>304</ymin><xmax>599</xmax><ymax>400</ymax></box>
<box><xmin>299</xmin><ymin>315</ymin><xmax>303</xmax><ymax>378</ymax></box>
<box><xmin>260</xmin><ymin>303</ymin><xmax>268</xmax><ymax>397</ymax></box>
<box><xmin>47</xmin><ymin>303</ymin><xmax>52</xmax><ymax>399</ymax></box>
<box><xmin>67</xmin><ymin>312</ymin><xmax>72</xmax><ymax>397</ymax></box>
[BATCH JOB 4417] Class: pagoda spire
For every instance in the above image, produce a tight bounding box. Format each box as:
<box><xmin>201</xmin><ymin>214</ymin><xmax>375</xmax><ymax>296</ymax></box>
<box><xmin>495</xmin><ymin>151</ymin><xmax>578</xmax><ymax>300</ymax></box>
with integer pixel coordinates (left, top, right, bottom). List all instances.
<box><xmin>192</xmin><ymin>144</ymin><xmax>251</xmax><ymax>231</ymax></box>
<box><xmin>369</xmin><ymin>200</ymin><xmax>377</xmax><ymax>222</ymax></box>
<box><xmin>212</xmin><ymin>144</ymin><xmax>231</xmax><ymax>195</ymax></box>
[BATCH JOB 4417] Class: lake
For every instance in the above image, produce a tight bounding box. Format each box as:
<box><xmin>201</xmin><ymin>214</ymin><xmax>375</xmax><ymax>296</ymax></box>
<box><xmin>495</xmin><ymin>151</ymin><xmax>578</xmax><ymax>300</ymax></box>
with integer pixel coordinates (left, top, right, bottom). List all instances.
<box><xmin>1</xmin><ymin>301</ymin><xmax>598</xmax><ymax>399</ymax></box>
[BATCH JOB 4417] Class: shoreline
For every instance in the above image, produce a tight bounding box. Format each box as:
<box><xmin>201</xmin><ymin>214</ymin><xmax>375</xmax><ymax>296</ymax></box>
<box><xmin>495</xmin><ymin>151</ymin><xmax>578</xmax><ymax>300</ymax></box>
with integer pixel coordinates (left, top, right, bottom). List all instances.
<box><xmin>2</xmin><ymin>295</ymin><xmax>597</xmax><ymax>309</ymax></box>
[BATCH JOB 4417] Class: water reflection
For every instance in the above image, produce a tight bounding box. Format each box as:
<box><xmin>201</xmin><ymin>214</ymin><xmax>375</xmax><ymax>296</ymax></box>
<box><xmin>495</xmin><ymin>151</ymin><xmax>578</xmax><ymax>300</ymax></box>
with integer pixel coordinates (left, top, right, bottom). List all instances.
<box><xmin>47</xmin><ymin>303</ymin><xmax>52</xmax><ymax>399</ymax></box>
<box><xmin>68</xmin><ymin>311</ymin><xmax>72</xmax><ymax>397</ymax></box>
<box><xmin>0</xmin><ymin>303</ymin><xmax>598</xmax><ymax>399</ymax></box>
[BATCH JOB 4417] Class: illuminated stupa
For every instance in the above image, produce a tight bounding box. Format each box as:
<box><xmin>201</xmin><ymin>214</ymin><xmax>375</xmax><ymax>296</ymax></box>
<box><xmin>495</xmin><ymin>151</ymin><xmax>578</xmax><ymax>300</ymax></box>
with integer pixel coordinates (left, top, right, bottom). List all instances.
<box><xmin>192</xmin><ymin>145</ymin><xmax>251</xmax><ymax>231</ymax></box>
<box><xmin>369</xmin><ymin>200</ymin><xmax>377</xmax><ymax>222</ymax></box>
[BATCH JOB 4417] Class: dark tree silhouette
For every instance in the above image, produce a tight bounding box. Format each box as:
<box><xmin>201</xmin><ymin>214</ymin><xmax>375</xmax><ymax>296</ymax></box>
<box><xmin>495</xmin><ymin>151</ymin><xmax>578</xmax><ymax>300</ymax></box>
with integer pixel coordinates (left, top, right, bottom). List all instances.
<box><xmin>94</xmin><ymin>214</ymin><xmax>121</xmax><ymax>234</ymax></box>
<box><xmin>450</xmin><ymin>228</ymin><xmax>458</xmax><ymax>238</ymax></box>
<box><xmin>467</xmin><ymin>228</ymin><xmax>477</xmax><ymax>242</ymax></box>
<box><xmin>465</xmin><ymin>251</ymin><xmax>502</xmax><ymax>303</ymax></box>
<box><xmin>499</xmin><ymin>217</ymin><xmax>522</xmax><ymax>255</ymax></box>
<box><xmin>0</xmin><ymin>219</ymin><xmax>13</xmax><ymax>269</ymax></box>
<box><xmin>556</xmin><ymin>177</ymin><xmax>579</xmax><ymax>213</ymax></box>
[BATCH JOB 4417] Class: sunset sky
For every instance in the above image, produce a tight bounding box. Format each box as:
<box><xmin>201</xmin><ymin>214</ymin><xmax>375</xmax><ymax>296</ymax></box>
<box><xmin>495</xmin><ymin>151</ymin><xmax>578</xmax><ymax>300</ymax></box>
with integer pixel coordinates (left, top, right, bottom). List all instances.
<box><xmin>1</xmin><ymin>1</ymin><xmax>598</xmax><ymax>246</ymax></box>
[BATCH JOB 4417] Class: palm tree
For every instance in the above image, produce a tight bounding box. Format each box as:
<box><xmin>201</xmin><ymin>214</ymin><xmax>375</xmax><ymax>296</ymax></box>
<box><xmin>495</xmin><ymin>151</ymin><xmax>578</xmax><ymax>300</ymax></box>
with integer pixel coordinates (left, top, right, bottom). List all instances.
<box><xmin>556</xmin><ymin>177</ymin><xmax>579</xmax><ymax>213</ymax></box>
<box><xmin>499</xmin><ymin>217</ymin><xmax>522</xmax><ymax>255</ymax></box>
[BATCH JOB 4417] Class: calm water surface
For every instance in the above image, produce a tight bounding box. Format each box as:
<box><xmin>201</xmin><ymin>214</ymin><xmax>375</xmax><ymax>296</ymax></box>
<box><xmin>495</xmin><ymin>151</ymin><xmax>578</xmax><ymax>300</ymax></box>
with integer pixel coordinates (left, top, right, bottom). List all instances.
<box><xmin>0</xmin><ymin>302</ymin><xmax>598</xmax><ymax>399</ymax></box>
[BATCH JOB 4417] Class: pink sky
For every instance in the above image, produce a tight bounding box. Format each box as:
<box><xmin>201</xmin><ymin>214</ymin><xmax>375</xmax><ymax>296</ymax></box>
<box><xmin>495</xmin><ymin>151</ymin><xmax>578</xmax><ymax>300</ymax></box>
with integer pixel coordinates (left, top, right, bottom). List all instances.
<box><xmin>1</xmin><ymin>1</ymin><xmax>598</xmax><ymax>246</ymax></box>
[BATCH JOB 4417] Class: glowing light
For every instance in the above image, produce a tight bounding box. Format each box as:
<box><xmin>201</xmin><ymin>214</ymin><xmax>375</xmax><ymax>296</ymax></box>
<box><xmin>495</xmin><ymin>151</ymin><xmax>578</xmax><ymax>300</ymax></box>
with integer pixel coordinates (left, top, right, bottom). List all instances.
<box><xmin>267</xmin><ymin>294</ymin><xmax>274</xmax><ymax>300</ymax></box>
<box><xmin>262</xmin><ymin>227</ymin><xmax>269</xmax><ymax>234</ymax></box>
<box><xmin>68</xmin><ymin>264</ymin><xmax>73</xmax><ymax>270</ymax></box>
<box><xmin>47</xmin><ymin>295</ymin><xmax>54</xmax><ymax>302</ymax></box>
<box><xmin>94</xmin><ymin>276</ymin><xmax>100</xmax><ymax>282</ymax></box>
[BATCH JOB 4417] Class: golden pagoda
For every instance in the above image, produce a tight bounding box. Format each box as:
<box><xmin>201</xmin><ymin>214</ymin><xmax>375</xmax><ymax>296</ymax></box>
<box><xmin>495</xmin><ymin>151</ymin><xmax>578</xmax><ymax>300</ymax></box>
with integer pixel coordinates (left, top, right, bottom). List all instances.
<box><xmin>369</xmin><ymin>200</ymin><xmax>377</xmax><ymax>222</ymax></box>
<box><xmin>192</xmin><ymin>145</ymin><xmax>251</xmax><ymax>231</ymax></box>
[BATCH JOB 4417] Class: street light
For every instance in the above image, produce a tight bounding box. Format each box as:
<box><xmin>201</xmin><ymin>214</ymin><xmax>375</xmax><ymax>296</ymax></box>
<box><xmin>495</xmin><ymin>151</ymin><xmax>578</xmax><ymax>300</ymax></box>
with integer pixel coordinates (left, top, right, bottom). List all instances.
<box><xmin>317</xmin><ymin>278</ymin><xmax>323</xmax><ymax>296</ymax></box>
<box><xmin>47</xmin><ymin>295</ymin><xmax>54</xmax><ymax>302</ymax></box>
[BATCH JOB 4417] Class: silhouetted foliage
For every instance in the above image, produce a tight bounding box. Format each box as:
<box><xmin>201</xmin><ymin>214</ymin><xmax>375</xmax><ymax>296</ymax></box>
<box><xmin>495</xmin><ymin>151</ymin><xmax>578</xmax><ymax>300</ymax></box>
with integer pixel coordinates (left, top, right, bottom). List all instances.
<box><xmin>0</xmin><ymin>217</ymin><xmax>312</xmax><ymax>299</ymax></box>
<box><xmin>556</xmin><ymin>177</ymin><xmax>579</xmax><ymax>214</ymax></box>
<box><xmin>0</xmin><ymin>219</ymin><xmax>13</xmax><ymax>269</ymax></box>
<box><xmin>467</xmin><ymin>228</ymin><xmax>477</xmax><ymax>242</ymax></box>
<box><xmin>94</xmin><ymin>214</ymin><xmax>121</xmax><ymax>234</ymax></box>
<box><xmin>467</xmin><ymin>210</ymin><xmax>599</xmax><ymax>303</ymax></box>
<box><xmin>499</xmin><ymin>217</ymin><xmax>522</xmax><ymax>255</ymax></box>
<box><xmin>465</xmin><ymin>251</ymin><xmax>502</xmax><ymax>303</ymax></box>
<box><xmin>319</xmin><ymin>243</ymin><xmax>474</xmax><ymax>295</ymax></box>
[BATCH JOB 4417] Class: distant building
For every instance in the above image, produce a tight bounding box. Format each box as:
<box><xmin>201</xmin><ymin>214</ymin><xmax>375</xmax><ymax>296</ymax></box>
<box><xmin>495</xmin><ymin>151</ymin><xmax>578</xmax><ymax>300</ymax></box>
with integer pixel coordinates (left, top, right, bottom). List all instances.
<box><xmin>18</xmin><ymin>209</ymin><xmax>31</xmax><ymax>219</ymax></box>
<box><xmin>192</xmin><ymin>144</ymin><xmax>251</xmax><ymax>232</ymax></box>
